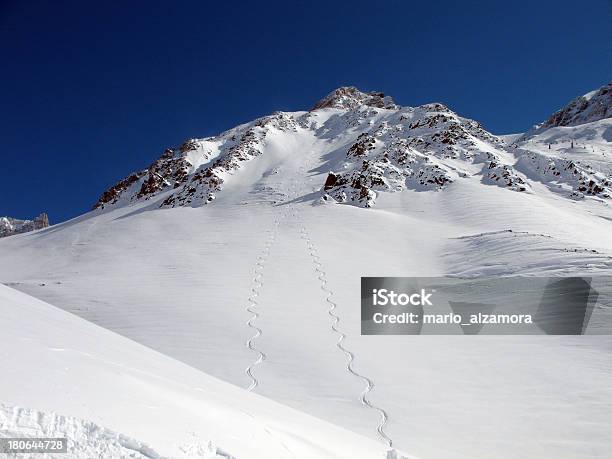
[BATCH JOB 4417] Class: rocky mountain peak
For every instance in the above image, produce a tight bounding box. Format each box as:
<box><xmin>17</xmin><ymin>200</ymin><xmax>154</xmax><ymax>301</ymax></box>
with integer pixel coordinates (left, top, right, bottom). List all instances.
<box><xmin>542</xmin><ymin>81</ymin><xmax>611</xmax><ymax>128</ymax></box>
<box><xmin>0</xmin><ymin>213</ymin><xmax>50</xmax><ymax>238</ymax></box>
<box><xmin>93</xmin><ymin>84</ymin><xmax>611</xmax><ymax>213</ymax></box>
<box><xmin>311</xmin><ymin>86</ymin><xmax>397</xmax><ymax>111</ymax></box>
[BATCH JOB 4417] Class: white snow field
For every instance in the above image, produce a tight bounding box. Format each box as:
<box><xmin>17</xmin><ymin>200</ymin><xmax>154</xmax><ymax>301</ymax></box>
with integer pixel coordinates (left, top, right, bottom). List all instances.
<box><xmin>1</xmin><ymin>86</ymin><xmax>612</xmax><ymax>458</ymax></box>
<box><xmin>0</xmin><ymin>284</ymin><xmax>401</xmax><ymax>459</ymax></box>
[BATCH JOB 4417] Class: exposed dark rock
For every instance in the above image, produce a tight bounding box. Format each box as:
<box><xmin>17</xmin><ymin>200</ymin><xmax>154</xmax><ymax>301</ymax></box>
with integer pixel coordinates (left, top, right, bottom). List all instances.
<box><xmin>541</xmin><ymin>82</ymin><xmax>611</xmax><ymax>128</ymax></box>
<box><xmin>311</xmin><ymin>86</ymin><xmax>397</xmax><ymax>111</ymax></box>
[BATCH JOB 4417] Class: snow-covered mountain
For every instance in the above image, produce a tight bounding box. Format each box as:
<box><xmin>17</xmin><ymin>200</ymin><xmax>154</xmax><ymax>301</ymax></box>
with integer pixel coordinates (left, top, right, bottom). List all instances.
<box><xmin>0</xmin><ymin>213</ymin><xmax>49</xmax><ymax>238</ymax></box>
<box><xmin>94</xmin><ymin>86</ymin><xmax>611</xmax><ymax>210</ymax></box>
<box><xmin>540</xmin><ymin>81</ymin><xmax>611</xmax><ymax>128</ymax></box>
<box><xmin>1</xmin><ymin>85</ymin><xmax>612</xmax><ymax>458</ymax></box>
<box><xmin>504</xmin><ymin>82</ymin><xmax>612</xmax><ymax>200</ymax></box>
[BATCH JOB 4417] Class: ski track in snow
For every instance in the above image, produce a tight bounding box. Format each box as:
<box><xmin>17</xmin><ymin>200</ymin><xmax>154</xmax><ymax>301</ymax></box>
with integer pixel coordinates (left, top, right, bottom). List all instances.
<box><xmin>292</xmin><ymin>162</ymin><xmax>394</xmax><ymax>449</ymax></box>
<box><xmin>244</xmin><ymin>179</ymin><xmax>298</xmax><ymax>392</ymax></box>
<box><xmin>244</xmin><ymin>158</ymin><xmax>311</xmax><ymax>392</ymax></box>
<box><xmin>244</xmin><ymin>150</ymin><xmax>394</xmax><ymax>449</ymax></box>
<box><xmin>297</xmin><ymin>221</ymin><xmax>393</xmax><ymax>449</ymax></box>
<box><xmin>244</xmin><ymin>218</ymin><xmax>279</xmax><ymax>391</ymax></box>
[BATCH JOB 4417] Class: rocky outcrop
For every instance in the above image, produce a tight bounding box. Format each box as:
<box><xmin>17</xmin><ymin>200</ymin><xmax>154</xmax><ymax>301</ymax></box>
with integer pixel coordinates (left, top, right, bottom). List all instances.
<box><xmin>541</xmin><ymin>82</ymin><xmax>611</xmax><ymax>128</ymax></box>
<box><xmin>515</xmin><ymin>153</ymin><xmax>611</xmax><ymax>199</ymax></box>
<box><xmin>311</xmin><ymin>87</ymin><xmax>397</xmax><ymax>111</ymax></box>
<box><xmin>482</xmin><ymin>160</ymin><xmax>529</xmax><ymax>192</ymax></box>
<box><xmin>320</xmin><ymin>102</ymin><xmax>521</xmax><ymax>207</ymax></box>
<box><xmin>94</xmin><ymin>112</ymin><xmax>299</xmax><ymax>210</ymax></box>
<box><xmin>0</xmin><ymin>213</ymin><xmax>50</xmax><ymax>238</ymax></box>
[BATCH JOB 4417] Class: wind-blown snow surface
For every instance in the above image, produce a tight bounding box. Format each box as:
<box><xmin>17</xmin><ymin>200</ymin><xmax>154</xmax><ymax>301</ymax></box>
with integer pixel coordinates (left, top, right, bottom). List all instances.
<box><xmin>0</xmin><ymin>284</ymin><xmax>397</xmax><ymax>459</ymax></box>
<box><xmin>1</xmin><ymin>86</ymin><xmax>612</xmax><ymax>458</ymax></box>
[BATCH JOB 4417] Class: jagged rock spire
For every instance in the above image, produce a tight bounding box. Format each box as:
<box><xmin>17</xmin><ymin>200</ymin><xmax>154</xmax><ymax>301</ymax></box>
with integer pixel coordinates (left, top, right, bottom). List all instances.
<box><xmin>311</xmin><ymin>87</ymin><xmax>397</xmax><ymax>111</ymax></box>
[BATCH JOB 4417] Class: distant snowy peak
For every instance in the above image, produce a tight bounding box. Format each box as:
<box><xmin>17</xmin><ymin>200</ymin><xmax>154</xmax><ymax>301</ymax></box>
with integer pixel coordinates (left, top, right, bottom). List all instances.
<box><xmin>311</xmin><ymin>86</ymin><xmax>397</xmax><ymax>111</ymax></box>
<box><xmin>0</xmin><ymin>213</ymin><xmax>49</xmax><ymax>238</ymax></box>
<box><xmin>541</xmin><ymin>82</ymin><xmax>611</xmax><ymax>128</ymax></box>
<box><xmin>510</xmin><ymin>82</ymin><xmax>612</xmax><ymax>201</ymax></box>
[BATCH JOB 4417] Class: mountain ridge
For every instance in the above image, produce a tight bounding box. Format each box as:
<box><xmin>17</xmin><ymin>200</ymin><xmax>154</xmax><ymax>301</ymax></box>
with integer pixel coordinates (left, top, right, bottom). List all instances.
<box><xmin>94</xmin><ymin>84</ymin><xmax>612</xmax><ymax>211</ymax></box>
<box><xmin>0</xmin><ymin>213</ymin><xmax>49</xmax><ymax>238</ymax></box>
<box><xmin>540</xmin><ymin>81</ymin><xmax>611</xmax><ymax>129</ymax></box>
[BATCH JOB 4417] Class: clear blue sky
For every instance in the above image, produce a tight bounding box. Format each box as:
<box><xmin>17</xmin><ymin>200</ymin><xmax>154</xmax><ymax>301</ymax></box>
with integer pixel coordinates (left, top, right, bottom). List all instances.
<box><xmin>1</xmin><ymin>0</ymin><xmax>611</xmax><ymax>223</ymax></box>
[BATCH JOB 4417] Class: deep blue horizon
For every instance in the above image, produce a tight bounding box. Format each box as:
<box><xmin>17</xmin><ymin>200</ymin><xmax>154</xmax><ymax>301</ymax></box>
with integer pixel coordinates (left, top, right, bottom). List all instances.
<box><xmin>1</xmin><ymin>0</ymin><xmax>611</xmax><ymax>223</ymax></box>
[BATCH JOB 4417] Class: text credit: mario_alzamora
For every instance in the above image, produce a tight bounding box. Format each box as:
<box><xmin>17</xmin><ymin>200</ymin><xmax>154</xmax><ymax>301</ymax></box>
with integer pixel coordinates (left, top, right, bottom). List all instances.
<box><xmin>361</xmin><ymin>277</ymin><xmax>608</xmax><ymax>335</ymax></box>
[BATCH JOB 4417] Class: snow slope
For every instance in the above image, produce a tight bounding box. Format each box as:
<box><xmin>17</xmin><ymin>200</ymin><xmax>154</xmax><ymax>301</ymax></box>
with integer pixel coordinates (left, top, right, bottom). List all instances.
<box><xmin>0</xmin><ymin>284</ymin><xmax>400</xmax><ymax>459</ymax></box>
<box><xmin>1</xmin><ymin>85</ymin><xmax>612</xmax><ymax>458</ymax></box>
